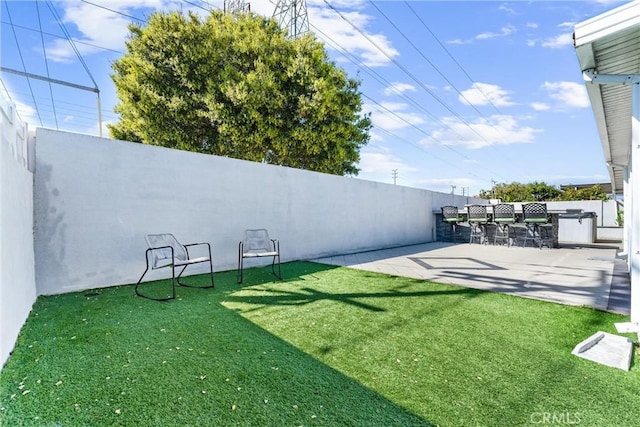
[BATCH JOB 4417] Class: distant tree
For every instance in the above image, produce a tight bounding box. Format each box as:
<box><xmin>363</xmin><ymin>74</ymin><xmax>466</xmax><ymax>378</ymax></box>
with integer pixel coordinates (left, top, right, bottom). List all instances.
<box><xmin>109</xmin><ymin>11</ymin><xmax>371</xmax><ymax>175</ymax></box>
<box><xmin>477</xmin><ymin>181</ymin><xmax>603</xmax><ymax>202</ymax></box>
<box><xmin>558</xmin><ymin>184</ymin><xmax>609</xmax><ymax>201</ymax></box>
<box><xmin>529</xmin><ymin>181</ymin><xmax>561</xmax><ymax>201</ymax></box>
<box><xmin>478</xmin><ymin>182</ymin><xmax>529</xmax><ymax>202</ymax></box>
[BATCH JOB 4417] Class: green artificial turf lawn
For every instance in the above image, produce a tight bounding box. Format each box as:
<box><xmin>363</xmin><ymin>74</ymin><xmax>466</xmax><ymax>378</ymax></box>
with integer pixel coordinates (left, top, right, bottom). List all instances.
<box><xmin>1</xmin><ymin>262</ymin><xmax>638</xmax><ymax>426</ymax></box>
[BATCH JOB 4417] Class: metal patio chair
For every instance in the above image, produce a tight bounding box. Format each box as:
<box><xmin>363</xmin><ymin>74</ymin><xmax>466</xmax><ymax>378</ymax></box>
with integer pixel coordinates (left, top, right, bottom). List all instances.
<box><xmin>238</xmin><ymin>229</ymin><xmax>282</xmax><ymax>284</ymax></box>
<box><xmin>135</xmin><ymin>233</ymin><xmax>214</xmax><ymax>301</ymax></box>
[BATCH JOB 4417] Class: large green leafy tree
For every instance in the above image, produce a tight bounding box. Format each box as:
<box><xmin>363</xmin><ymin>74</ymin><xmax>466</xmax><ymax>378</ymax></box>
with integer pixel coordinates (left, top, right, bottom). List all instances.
<box><xmin>109</xmin><ymin>11</ymin><xmax>371</xmax><ymax>175</ymax></box>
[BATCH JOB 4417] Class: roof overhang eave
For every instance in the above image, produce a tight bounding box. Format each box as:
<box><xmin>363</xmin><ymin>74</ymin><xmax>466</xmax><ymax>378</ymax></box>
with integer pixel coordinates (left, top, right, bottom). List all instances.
<box><xmin>573</xmin><ymin>0</ymin><xmax>640</xmax><ymax>195</ymax></box>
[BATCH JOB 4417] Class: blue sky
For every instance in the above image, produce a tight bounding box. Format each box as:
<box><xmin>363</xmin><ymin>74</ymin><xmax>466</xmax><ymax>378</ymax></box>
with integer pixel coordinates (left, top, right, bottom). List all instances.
<box><xmin>1</xmin><ymin>0</ymin><xmax>630</xmax><ymax>195</ymax></box>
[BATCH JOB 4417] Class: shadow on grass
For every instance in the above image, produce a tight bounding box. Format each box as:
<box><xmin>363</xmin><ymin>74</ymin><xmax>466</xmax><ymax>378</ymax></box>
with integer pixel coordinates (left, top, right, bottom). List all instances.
<box><xmin>220</xmin><ymin>261</ymin><xmax>485</xmax><ymax>314</ymax></box>
<box><xmin>0</xmin><ymin>263</ymin><xmax>434</xmax><ymax>426</ymax></box>
<box><xmin>224</xmin><ymin>284</ymin><xmax>484</xmax><ymax>313</ymax></box>
<box><xmin>131</xmin><ymin>260</ymin><xmax>334</xmax><ymax>301</ymax></box>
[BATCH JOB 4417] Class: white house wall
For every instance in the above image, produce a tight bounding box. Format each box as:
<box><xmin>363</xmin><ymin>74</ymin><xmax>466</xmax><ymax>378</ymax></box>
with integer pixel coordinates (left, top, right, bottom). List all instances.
<box><xmin>34</xmin><ymin>128</ymin><xmax>456</xmax><ymax>295</ymax></box>
<box><xmin>0</xmin><ymin>95</ymin><xmax>36</xmax><ymax>368</ymax></box>
<box><xmin>630</xmin><ymin>82</ymin><xmax>639</xmax><ymax>323</ymax></box>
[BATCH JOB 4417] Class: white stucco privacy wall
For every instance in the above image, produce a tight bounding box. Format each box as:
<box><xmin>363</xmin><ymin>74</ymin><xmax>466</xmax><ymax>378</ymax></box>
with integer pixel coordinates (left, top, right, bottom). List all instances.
<box><xmin>34</xmin><ymin>128</ymin><xmax>460</xmax><ymax>295</ymax></box>
<box><xmin>1</xmin><ymin>94</ymin><xmax>36</xmax><ymax>368</ymax></box>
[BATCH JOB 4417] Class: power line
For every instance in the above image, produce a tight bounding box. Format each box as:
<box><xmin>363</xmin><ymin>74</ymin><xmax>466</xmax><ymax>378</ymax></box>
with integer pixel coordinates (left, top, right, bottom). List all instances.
<box><xmin>3</xmin><ymin>1</ymin><xmax>43</xmax><ymax>126</ymax></box>
<box><xmin>373</xmin><ymin>125</ymin><xmax>486</xmax><ymax>181</ymax></box>
<box><xmin>321</xmin><ymin>0</ymin><xmax>476</xmax><ymax>128</ymax></box>
<box><xmin>79</xmin><ymin>0</ymin><xmax>146</xmax><ymax>23</ymax></box>
<box><xmin>368</xmin><ymin>0</ymin><xmax>512</xmax><ymax>155</ymax></box>
<box><xmin>401</xmin><ymin>1</ymin><xmax>520</xmax><ymax>171</ymax></box>
<box><xmin>46</xmin><ymin>1</ymin><xmax>99</xmax><ymax>91</ymax></box>
<box><xmin>362</xmin><ymin>93</ymin><xmax>505</xmax><ymax>181</ymax></box>
<box><xmin>310</xmin><ymin>22</ymin><xmax>473</xmax><ymax>146</ymax></box>
<box><xmin>404</xmin><ymin>1</ymin><xmax>504</xmax><ymax>117</ymax></box>
<box><xmin>0</xmin><ymin>21</ymin><xmax>124</xmax><ymax>55</ymax></box>
<box><xmin>36</xmin><ymin>1</ymin><xmax>58</xmax><ymax>129</ymax></box>
<box><xmin>312</xmin><ymin>22</ymin><xmax>497</xmax><ymax>182</ymax></box>
<box><xmin>369</xmin><ymin>0</ymin><xmax>524</xmax><ymax>177</ymax></box>
<box><xmin>181</xmin><ymin>0</ymin><xmax>218</xmax><ymax>13</ymax></box>
<box><xmin>319</xmin><ymin>0</ymin><xmax>508</xmax><ymax>182</ymax></box>
<box><xmin>318</xmin><ymin>1</ymin><xmax>509</xmax><ymax>181</ymax></box>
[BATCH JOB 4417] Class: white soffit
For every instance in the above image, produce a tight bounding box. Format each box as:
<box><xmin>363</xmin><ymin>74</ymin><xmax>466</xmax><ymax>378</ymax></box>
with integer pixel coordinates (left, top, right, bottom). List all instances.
<box><xmin>574</xmin><ymin>0</ymin><xmax>640</xmax><ymax>194</ymax></box>
<box><xmin>574</xmin><ymin>1</ymin><xmax>640</xmax><ymax>48</ymax></box>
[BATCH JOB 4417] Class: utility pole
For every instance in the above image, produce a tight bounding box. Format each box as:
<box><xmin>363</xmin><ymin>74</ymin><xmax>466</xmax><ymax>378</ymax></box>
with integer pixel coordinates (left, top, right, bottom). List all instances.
<box><xmin>450</xmin><ymin>185</ymin><xmax>456</xmax><ymax>194</ymax></box>
<box><xmin>491</xmin><ymin>178</ymin><xmax>497</xmax><ymax>199</ymax></box>
<box><xmin>273</xmin><ymin>0</ymin><xmax>309</xmax><ymax>39</ymax></box>
<box><xmin>392</xmin><ymin>169</ymin><xmax>398</xmax><ymax>185</ymax></box>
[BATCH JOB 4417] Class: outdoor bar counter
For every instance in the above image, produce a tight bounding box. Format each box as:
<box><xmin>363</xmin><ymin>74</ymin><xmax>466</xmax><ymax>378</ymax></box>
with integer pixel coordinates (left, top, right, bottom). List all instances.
<box><xmin>434</xmin><ymin>204</ymin><xmax>597</xmax><ymax>247</ymax></box>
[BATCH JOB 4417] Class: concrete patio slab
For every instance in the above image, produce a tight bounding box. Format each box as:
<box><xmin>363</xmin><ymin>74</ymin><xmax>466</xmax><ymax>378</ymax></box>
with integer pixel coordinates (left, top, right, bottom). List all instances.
<box><xmin>312</xmin><ymin>242</ymin><xmax>630</xmax><ymax>315</ymax></box>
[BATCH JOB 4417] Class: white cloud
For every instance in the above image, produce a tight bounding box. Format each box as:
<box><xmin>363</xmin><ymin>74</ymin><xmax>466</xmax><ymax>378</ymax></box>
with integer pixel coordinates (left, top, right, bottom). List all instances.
<box><xmin>14</xmin><ymin>100</ymin><xmax>38</xmax><ymax>126</ymax></box>
<box><xmin>238</xmin><ymin>0</ymin><xmax>396</xmax><ymax>68</ymax></box>
<box><xmin>541</xmin><ymin>33</ymin><xmax>573</xmax><ymax>49</ymax></box>
<box><xmin>49</xmin><ymin>0</ymin><xmax>398</xmax><ymax>69</ymax></box>
<box><xmin>367</xmin><ymin>101</ymin><xmax>424</xmax><ymax>132</ymax></box>
<box><xmin>447</xmin><ymin>38</ymin><xmax>468</xmax><ymax>45</ymax></box>
<box><xmin>310</xmin><ymin>5</ymin><xmax>398</xmax><ymax>67</ymax></box>
<box><xmin>422</xmin><ymin>114</ymin><xmax>541</xmax><ymax>149</ymax></box>
<box><xmin>476</xmin><ymin>25</ymin><xmax>516</xmax><ymax>40</ymax></box>
<box><xmin>459</xmin><ymin>83</ymin><xmax>515</xmax><ymax>107</ymax></box>
<box><xmin>414</xmin><ymin>177</ymin><xmax>475</xmax><ymax>194</ymax></box>
<box><xmin>542</xmin><ymin>81</ymin><xmax>589</xmax><ymax>109</ymax></box>
<box><xmin>48</xmin><ymin>0</ymin><xmax>210</xmax><ymax>62</ymax></box>
<box><xmin>498</xmin><ymin>4</ymin><xmax>517</xmax><ymax>15</ymax></box>
<box><xmin>531</xmin><ymin>102</ymin><xmax>551</xmax><ymax>111</ymax></box>
<box><xmin>557</xmin><ymin>21</ymin><xmax>576</xmax><ymax>29</ymax></box>
<box><xmin>526</xmin><ymin>22</ymin><xmax>538</xmax><ymax>29</ymax></box>
<box><xmin>383</xmin><ymin>82</ymin><xmax>416</xmax><ymax>96</ymax></box>
<box><xmin>447</xmin><ymin>24</ymin><xmax>517</xmax><ymax>45</ymax></box>
<box><xmin>359</xmin><ymin>149</ymin><xmax>418</xmax><ymax>174</ymax></box>
<box><xmin>308</xmin><ymin>0</ymin><xmax>365</xmax><ymax>8</ymax></box>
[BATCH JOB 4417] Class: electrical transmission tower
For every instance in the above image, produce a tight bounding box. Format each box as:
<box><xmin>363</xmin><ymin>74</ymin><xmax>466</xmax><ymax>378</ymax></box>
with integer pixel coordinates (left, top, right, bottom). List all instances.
<box><xmin>273</xmin><ymin>0</ymin><xmax>309</xmax><ymax>39</ymax></box>
<box><xmin>225</xmin><ymin>0</ymin><xmax>250</xmax><ymax>14</ymax></box>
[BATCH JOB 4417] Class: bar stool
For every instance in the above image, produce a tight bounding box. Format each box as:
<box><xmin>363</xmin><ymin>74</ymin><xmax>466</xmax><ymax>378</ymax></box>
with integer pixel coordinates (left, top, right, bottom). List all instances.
<box><xmin>441</xmin><ymin>206</ymin><xmax>462</xmax><ymax>243</ymax></box>
<box><xmin>493</xmin><ymin>203</ymin><xmax>516</xmax><ymax>246</ymax></box>
<box><xmin>467</xmin><ymin>204</ymin><xmax>489</xmax><ymax>244</ymax></box>
<box><xmin>522</xmin><ymin>202</ymin><xmax>550</xmax><ymax>248</ymax></box>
